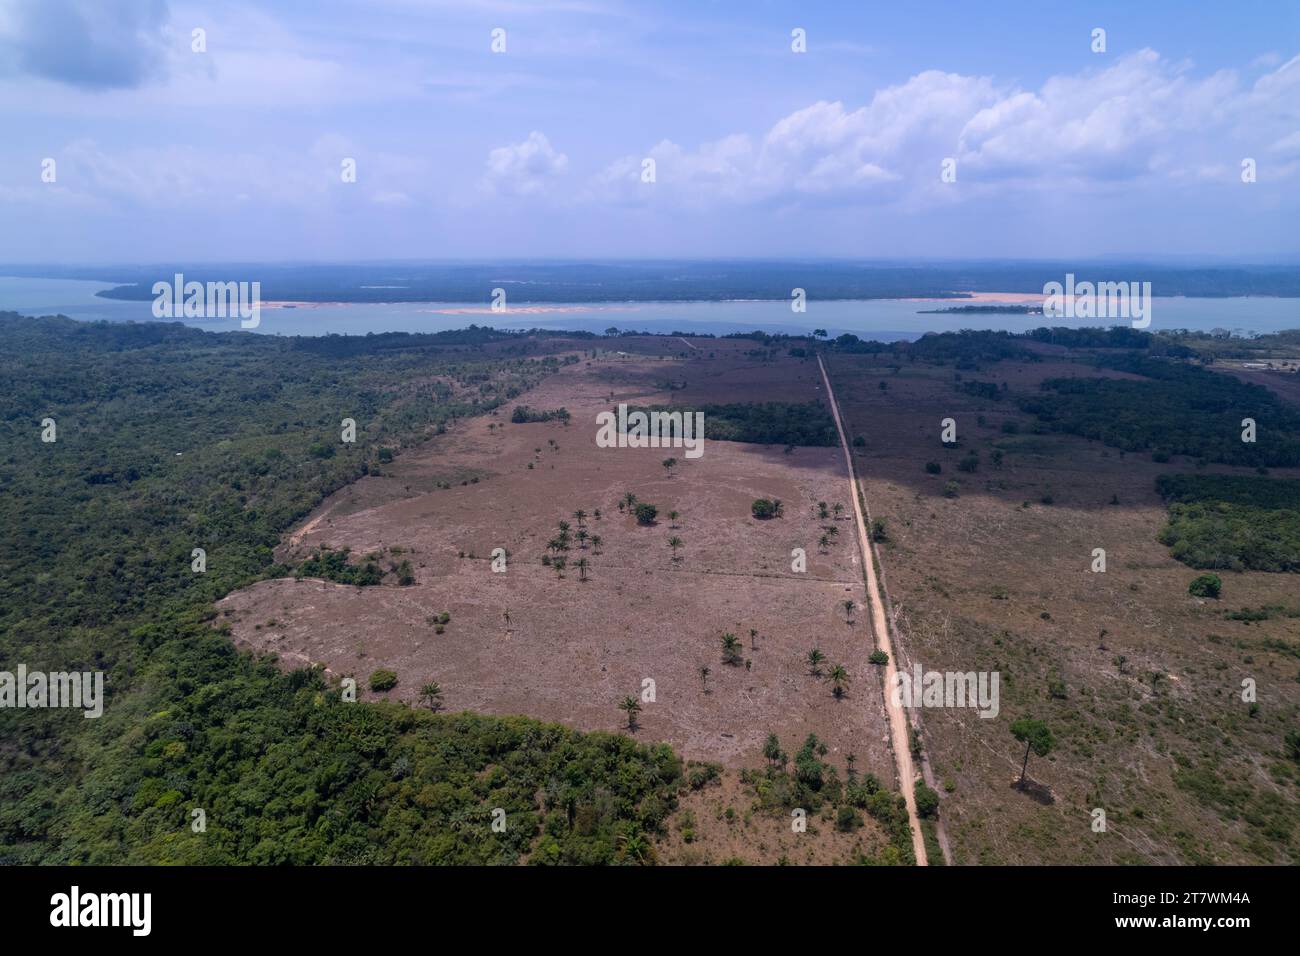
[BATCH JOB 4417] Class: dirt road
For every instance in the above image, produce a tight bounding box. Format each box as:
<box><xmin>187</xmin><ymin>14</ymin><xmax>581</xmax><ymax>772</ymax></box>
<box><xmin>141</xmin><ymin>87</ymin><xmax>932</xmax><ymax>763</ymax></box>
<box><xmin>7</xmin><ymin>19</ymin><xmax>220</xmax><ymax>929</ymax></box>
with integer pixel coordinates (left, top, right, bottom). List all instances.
<box><xmin>817</xmin><ymin>353</ymin><xmax>928</xmax><ymax>866</ymax></box>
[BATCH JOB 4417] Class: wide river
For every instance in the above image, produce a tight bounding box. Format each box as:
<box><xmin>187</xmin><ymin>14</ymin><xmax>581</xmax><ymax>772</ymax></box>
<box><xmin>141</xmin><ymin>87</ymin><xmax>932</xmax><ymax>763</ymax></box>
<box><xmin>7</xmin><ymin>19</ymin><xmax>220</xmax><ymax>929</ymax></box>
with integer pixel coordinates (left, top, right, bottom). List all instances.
<box><xmin>1</xmin><ymin>276</ymin><xmax>1297</xmax><ymax>340</ymax></box>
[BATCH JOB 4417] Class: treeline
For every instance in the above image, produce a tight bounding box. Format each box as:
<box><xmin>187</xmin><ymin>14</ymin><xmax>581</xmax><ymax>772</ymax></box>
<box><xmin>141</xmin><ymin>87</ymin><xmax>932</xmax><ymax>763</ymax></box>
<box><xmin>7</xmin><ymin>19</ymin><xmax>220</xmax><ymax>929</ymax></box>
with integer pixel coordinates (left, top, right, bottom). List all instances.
<box><xmin>1155</xmin><ymin>475</ymin><xmax>1300</xmax><ymax>572</ymax></box>
<box><xmin>511</xmin><ymin>404</ymin><xmax>571</xmax><ymax>424</ymax></box>
<box><xmin>631</xmin><ymin>401</ymin><xmax>838</xmax><ymax>447</ymax></box>
<box><xmin>1018</xmin><ymin>355</ymin><xmax>1300</xmax><ymax>467</ymax></box>
<box><xmin>0</xmin><ymin>312</ymin><xmax>678</xmax><ymax>864</ymax></box>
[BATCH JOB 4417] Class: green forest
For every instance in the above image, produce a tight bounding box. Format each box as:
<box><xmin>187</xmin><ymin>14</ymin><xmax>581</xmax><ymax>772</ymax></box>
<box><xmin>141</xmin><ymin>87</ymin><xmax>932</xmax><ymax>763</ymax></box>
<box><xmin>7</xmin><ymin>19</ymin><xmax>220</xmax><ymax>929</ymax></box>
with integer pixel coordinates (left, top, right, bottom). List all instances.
<box><xmin>1155</xmin><ymin>474</ymin><xmax>1300</xmax><ymax>572</ymax></box>
<box><xmin>627</xmin><ymin>401</ymin><xmax>838</xmax><ymax>447</ymax></box>
<box><xmin>0</xmin><ymin>314</ymin><xmax>678</xmax><ymax>864</ymax></box>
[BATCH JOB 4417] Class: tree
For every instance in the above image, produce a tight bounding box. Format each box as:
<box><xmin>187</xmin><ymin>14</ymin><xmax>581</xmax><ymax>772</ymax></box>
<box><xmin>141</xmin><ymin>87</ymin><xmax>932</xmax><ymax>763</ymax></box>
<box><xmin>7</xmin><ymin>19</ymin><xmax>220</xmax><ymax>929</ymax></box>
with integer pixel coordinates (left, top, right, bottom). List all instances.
<box><xmin>805</xmin><ymin>648</ymin><xmax>825</xmax><ymax>677</ymax></box>
<box><xmin>749</xmin><ymin>628</ymin><xmax>758</xmax><ymax>649</ymax></box>
<box><xmin>573</xmin><ymin>509</ymin><xmax>587</xmax><ymax>526</ymax></box>
<box><xmin>843</xmin><ymin>599</ymin><xmax>855</xmax><ymax>623</ymax></box>
<box><xmin>662</xmin><ymin>457</ymin><xmax>678</xmax><ymax>477</ymax></box>
<box><xmin>751</xmin><ymin>498</ymin><xmax>780</xmax><ymax>520</ymax></box>
<box><xmin>699</xmin><ymin>665</ymin><xmax>710</xmax><ymax>692</ymax></box>
<box><xmin>763</xmin><ymin>732</ymin><xmax>785</xmax><ymax>767</ymax></box>
<box><xmin>368</xmin><ymin>669</ymin><xmax>398</xmax><ymax>692</ymax></box>
<box><xmin>869</xmin><ymin>518</ymin><xmax>887</xmax><ymax>542</ymax></box>
<box><xmin>818</xmin><ymin>534</ymin><xmax>830</xmax><ymax>553</ymax></box>
<box><xmin>667</xmin><ymin>535</ymin><xmax>683</xmax><ymax>561</ymax></box>
<box><xmin>668</xmin><ymin>510</ymin><xmax>680</xmax><ymax>528</ymax></box>
<box><xmin>622</xmin><ymin>491</ymin><xmax>637</xmax><ymax>510</ymax></box>
<box><xmin>828</xmin><ymin>664</ymin><xmax>849</xmax><ymax>699</ymax></box>
<box><xmin>419</xmin><ymin>681</ymin><xmax>443</xmax><ymax>711</ymax></box>
<box><xmin>1010</xmin><ymin>718</ymin><xmax>1055</xmax><ymax>789</ymax></box>
<box><xmin>817</xmin><ymin>501</ymin><xmax>830</xmax><ymax>520</ymax></box>
<box><xmin>590</xmin><ymin>534</ymin><xmax>603</xmax><ymax>554</ymax></box>
<box><xmin>576</xmin><ymin>557</ymin><xmax>589</xmax><ymax>581</ymax></box>
<box><xmin>552</xmin><ymin>556</ymin><xmax>567</xmax><ymax>578</ymax></box>
<box><xmin>721</xmin><ymin>632</ymin><xmax>743</xmax><ymax>665</ymax></box>
<box><xmin>634</xmin><ymin>502</ymin><xmax>658</xmax><ymax>525</ymax></box>
<box><xmin>914</xmin><ymin>782</ymin><xmax>940</xmax><ymax>818</ymax></box>
<box><xmin>1188</xmin><ymin>573</ymin><xmax>1222</xmax><ymax>598</ymax></box>
<box><xmin>833</xmin><ymin>503</ymin><xmax>845</xmax><ymax>520</ymax></box>
<box><xmin>619</xmin><ymin>695</ymin><xmax>642</xmax><ymax>731</ymax></box>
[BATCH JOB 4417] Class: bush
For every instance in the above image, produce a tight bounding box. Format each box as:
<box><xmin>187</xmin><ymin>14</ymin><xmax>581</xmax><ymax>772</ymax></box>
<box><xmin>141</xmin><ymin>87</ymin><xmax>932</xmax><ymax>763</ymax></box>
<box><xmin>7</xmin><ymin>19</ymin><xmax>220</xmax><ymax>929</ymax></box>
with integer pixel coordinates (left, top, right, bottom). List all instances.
<box><xmin>835</xmin><ymin>805</ymin><xmax>862</xmax><ymax>831</ymax></box>
<box><xmin>914</xmin><ymin>783</ymin><xmax>940</xmax><ymax>818</ymax></box>
<box><xmin>924</xmin><ymin>461</ymin><xmax>941</xmax><ymax>474</ymax></box>
<box><xmin>869</xmin><ymin>650</ymin><xmax>889</xmax><ymax>665</ymax></box>
<box><xmin>943</xmin><ymin>481</ymin><xmax>960</xmax><ymax>498</ymax></box>
<box><xmin>1188</xmin><ymin>573</ymin><xmax>1222</xmax><ymax>599</ymax></box>
<box><xmin>957</xmin><ymin>453</ymin><xmax>980</xmax><ymax>473</ymax></box>
<box><xmin>870</xmin><ymin>518</ymin><xmax>888</xmax><ymax>542</ymax></box>
<box><xmin>369</xmin><ymin>669</ymin><xmax>398</xmax><ymax>692</ymax></box>
<box><xmin>751</xmin><ymin>498</ymin><xmax>781</xmax><ymax>520</ymax></box>
<box><xmin>634</xmin><ymin>503</ymin><xmax>658</xmax><ymax>525</ymax></box>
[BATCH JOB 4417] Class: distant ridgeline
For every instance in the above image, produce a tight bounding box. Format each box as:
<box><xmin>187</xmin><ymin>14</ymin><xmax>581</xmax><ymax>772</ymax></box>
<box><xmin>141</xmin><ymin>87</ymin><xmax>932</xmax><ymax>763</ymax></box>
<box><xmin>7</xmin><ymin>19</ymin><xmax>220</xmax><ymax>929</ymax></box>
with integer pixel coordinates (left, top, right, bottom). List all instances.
<box><xmin>5</xmin><ymin>260</ymin><xmax>1290</xmax><ymax>304</ymax></box>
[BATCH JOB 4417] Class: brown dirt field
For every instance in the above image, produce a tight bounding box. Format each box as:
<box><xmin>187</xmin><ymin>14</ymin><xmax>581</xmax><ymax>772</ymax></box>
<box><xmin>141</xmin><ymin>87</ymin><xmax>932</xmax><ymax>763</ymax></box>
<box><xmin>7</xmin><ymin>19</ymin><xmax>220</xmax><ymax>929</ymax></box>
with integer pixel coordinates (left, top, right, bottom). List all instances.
<box><xmin>824</xmin><ymin>350</ymin><xmax>1300</xmax><ymax>865</ymax></box>
<box><xmin>216</xmin><ymin>344</ymin><xmax>897</xmax><ymax>861</ymax></box>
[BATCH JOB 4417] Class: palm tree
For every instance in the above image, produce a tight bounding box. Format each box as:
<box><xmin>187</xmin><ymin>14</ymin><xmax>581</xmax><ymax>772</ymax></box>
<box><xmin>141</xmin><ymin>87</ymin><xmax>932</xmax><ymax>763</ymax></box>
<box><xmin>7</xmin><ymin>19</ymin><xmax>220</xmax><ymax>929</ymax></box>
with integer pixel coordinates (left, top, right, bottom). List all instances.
<box><xmin>668</xmin><ymin>510</ymin><xmax>680</xmax><ymax>528</ymax></box>
<box><xmin>824</xmin><ymin>525</ymin><xmax>840</xmax><ymax>539</ymax></box>
<box><xmin>763</xmin><ymin>732</ymin><xmax>784</xmax><ymax>766</ymax></box>
<box><xmin>419</xmin><ymin>681</ymin><xmax>443</xmax><ymax>711</ymax></box>
<box><xmin>617</xmin><ymin>831</ymin><xmax>651</xmax><ymax>864</ymax></box>
<box><xmin>699</xmin><ymin>665</ymin><xmax>710</xmax><ymax>692</ymax></box>
<box><xmin>749</xmin><ymin>628</ymin><xmax>759</xmax><ymax>649</ymax></box>
<box><xmin>591</xmin><ymin>534</ymin><xmax>603</xmax><ymax>554</ymax></box>
<box><xmin>619</xmin><ymin>695</ymin><xmax>642</xmax><ymax>731</ymax></box>
<box><xmin>843</xmin><ymin>599</ymin><xmax>855</xmax><ymax>624</ymax></box>
<box><xmin>833</xmin><ymin>503</ymin><xmax>845</xmax><ymax>520</ymax></box>
<box><xmin>845</xmin><ymin>752</ymin><xmax>857</xmax><ymax>781</ymax></box>
<box><xmin>828</xmin><ymin>664</ymin><xmax>849</xmax><ymax>699</ymax></box>
<box><xmin>552</xmin><ymin>556</ymin><xmax>567</xmax><ymax>578</ymax></box>
<box><xmin>817</xmin><ymin>501</ymin><xmax>829</xmax><ymax>520</ymax></box>
<box><xmin>805</xmin><ymin>648</ymin><xmax>825</xmax><ymax>677</ymax></box>
<box><xmin>577</xmin><ymin>529</ymin><xmax>589</xmax><ymax>549</ymax></box>
<box><xmin>818</xmin><ymin>534</ymin><xmax>830</xmax><ymax>553</ymax></box>
<box><xmin>558</xmin><ymin>520</ymin><xmax>571</xmax><ymax>535</ymax></box>
<box><xmin>662</xmin><ymin>457</ymin><xmax>678</xmax><ymax>477</ymax></box>
<box><xmin>668</xmin><ymin>536</ymin><xmax>683</xmax><ymax>561</ymax></box>
<box><xmin>721</xmin><ymin>632</ymin><xmax>743</xmax><ymax>665</ymax></box>
<box><xmin>573</xmin><ymin>509</ymin><xmax>587</xmax><ymax>526</ymax></box>
<box><xmin>622</xmin><ymin>491</ymin><xmax>637</xmax><ymax>510</ymax></box>
<box><xmin>576</xmin><ymin>557</ymin><xmax>589</xmax><ymax>581</ymax></box>
<box><xmin>594</xmin><ymin>508</ymin><xmax>602</xmax><ymax>521</ymax></box>
<box><xmin>772</xmin><ymin>498</ymin><xmax>784</xmax><ymax>517</ymax></box>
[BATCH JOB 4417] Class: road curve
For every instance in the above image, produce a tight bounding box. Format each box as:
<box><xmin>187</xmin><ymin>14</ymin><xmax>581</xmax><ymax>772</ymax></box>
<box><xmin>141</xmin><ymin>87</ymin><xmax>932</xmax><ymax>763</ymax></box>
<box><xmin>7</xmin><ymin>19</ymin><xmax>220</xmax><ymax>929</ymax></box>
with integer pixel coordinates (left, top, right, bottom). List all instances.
<box><xmin>817</xmin><ymin>352</ymin><xmax>928</xmax><ymax>866</ymax></box>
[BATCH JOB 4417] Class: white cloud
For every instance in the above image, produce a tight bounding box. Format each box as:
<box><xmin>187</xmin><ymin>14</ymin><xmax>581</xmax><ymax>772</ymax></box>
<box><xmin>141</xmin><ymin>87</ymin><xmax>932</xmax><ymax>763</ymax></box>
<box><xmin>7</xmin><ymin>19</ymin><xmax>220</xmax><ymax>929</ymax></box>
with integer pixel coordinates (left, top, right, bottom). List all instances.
<box><xmin>482</xmin><ymin>131</ymin><xmax>568</xmax><ymax>196</ymax></box>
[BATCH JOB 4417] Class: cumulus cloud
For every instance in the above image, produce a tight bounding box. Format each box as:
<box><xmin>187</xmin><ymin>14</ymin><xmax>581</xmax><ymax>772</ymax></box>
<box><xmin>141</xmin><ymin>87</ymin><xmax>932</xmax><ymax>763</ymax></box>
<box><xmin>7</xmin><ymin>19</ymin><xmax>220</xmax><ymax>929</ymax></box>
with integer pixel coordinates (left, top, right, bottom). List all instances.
<box><xmin>482</xmin><ymin>131</ymin><xmax>569</xmax><ymax>197</ymax></box>
<box><xmin>593</xmin><ymin>50</ymin><xmax>1300</xmax><ymax>207</ymax></box>
<box><xmin>0</xmin><ymin>0</ymin><xmax>171</xmax><ymax>90</ymax></box>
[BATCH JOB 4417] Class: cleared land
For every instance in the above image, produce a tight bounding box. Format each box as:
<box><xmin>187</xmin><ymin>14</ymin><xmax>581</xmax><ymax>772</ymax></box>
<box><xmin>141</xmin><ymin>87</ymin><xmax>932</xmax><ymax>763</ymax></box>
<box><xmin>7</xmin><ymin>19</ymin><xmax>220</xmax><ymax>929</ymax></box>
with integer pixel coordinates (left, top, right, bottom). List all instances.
<box><xmin>826</xmin><ymin>347</ymin><xmax>1300</xmax><ymax>865</ymax></box>
<box><xmin>217</xmin><ymin>339</ymin><xmax>902</xmax><ymax>863</ymax></box>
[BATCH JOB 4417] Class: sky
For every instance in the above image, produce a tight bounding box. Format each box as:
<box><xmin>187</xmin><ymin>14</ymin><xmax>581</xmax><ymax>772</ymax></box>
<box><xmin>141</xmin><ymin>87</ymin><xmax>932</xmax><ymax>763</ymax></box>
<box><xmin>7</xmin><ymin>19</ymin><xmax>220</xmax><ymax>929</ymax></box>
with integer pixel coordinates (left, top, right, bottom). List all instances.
<box><xmin>1</xmin><ymin>0</ymin><xmax>1298</xmax><ymax>263</ymax></box>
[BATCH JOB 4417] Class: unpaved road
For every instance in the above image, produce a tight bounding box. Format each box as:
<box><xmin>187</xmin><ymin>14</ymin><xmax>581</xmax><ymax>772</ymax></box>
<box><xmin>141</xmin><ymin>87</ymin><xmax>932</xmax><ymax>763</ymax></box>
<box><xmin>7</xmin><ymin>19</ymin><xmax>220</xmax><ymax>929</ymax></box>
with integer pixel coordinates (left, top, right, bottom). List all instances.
<box><xmin>818</xmin><ymin>353</ymin><xmax>928</xmax><ymax>866</ymax></box>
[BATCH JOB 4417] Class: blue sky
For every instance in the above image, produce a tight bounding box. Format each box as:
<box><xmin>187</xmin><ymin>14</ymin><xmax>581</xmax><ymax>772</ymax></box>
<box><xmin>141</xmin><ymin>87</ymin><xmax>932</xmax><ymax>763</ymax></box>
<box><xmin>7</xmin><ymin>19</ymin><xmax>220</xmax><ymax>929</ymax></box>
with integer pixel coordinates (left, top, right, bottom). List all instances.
<box><xmin>2</xmin><ymin>0</ymin><xmax>1298</xmax><ymax>262</ymax></box>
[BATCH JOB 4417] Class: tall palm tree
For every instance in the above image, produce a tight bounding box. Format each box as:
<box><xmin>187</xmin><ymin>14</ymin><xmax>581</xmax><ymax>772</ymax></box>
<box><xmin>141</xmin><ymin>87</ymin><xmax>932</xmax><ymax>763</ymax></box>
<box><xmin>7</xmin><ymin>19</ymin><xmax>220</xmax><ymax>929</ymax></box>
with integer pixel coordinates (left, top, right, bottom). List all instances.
<box><xmin>590</xmin><ymin>534</ymin><xmax>603</xmax><ymax>554</ymax></box>
<box><xmin>817</xmin><ymin>501</ymin><xmax>829</xmax><ymax>520</ymax></box>
<box><xmin>622</xmin><ymin>491</ymin><xmax>637</xmax><ymax>510</ymax></box>
<box><xmin>824</xmin><ymin>525</ymin><xmax>840</xmax><ymax>539</ymax></box>
<box><xmin>619</xmin><ymin>695</ymin><xmax>642</xmax><ymax>731</ymax></box>
<box><xmin>828</xmin><ymin>664</ymin><xmax>849</xmax><ymax>699</ymax></box>
<box><xmin>558</xmin><ymin>520</ymin><xmax>571</xmax><ymax>535</ymax></box>
<box><xmin>721</xmin><ymin>632</ymin><xmax>743</xmax><ymax>665</ymax></box>
<box><xmin>843</xmin><ymin>599</ymin><xmax>855</xmax><ymax>623</ymax></box>
<box><xmin>668</xmin><ymin>510</ymin><xmax>680</xmax><ymax>528</ymax></box>
<box><xmin>576</xmin><ymin>557</ymin><xmax>589</xmax><ymax>581</ymax></box>
<box><xmin>818</xmin><ymin>534</ymin><xmax>830</xmax><ymax>553</ymax></box>
<box><xmin>573</xmin><ymin>509</ymin><xmax>587</xmax><ymax>526</ymax></box>
<box><xmin>749</xmin><ymin>628</ymin><xmax>759</xmax><ymax>649</ymax></box>
<box><xmin>833</xmin><ymin>503</ymin><xmax>845</xmax><ymax>520</ymax></box>
<box><xmin>577</xmin><ymin>529</ymin><xmax>589</xmax><ymax>549</ymax></box>
<box><xmin>552</xmin><ymin>556</ymin><xmax>567</xmax><ymax>578</ymax></box>
<box><xmin>699</xmin><ymin>665</ymin><xmax>710</xmax><ymax>692</ymax></box>
<box><xmin>419</xmin><ymin>681</ymin><xmax>443</xmax><ymax>711</ymax></box>
<box><xmin>805</xmin><ymin>648</ymin><xmax>826</xmax><ymax>677</ymax></box>
<box><xmin>668</xmin><ymin>536</ymin><xmax>683</xmax><ymax>561</ymax></box>
<box><xmin>662</xmin><ymin>457</ymin><xmax>677</xmax><ymax>477</ymax></box>
<box><xmin>593</xmin><ymin>508</ymin><xmax>602</xmax><ymax>521</ymax></box>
